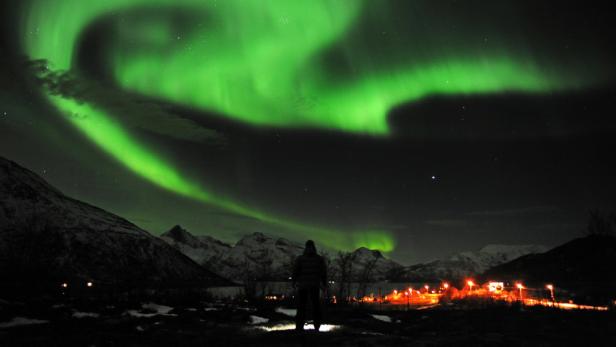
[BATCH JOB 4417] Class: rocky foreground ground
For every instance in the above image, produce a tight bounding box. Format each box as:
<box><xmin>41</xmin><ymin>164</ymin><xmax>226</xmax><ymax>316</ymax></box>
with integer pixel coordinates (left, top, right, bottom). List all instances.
<box><xmin>1</xmin><ymin>299</ymin><xmax>614</xmax><ymax>346</ymax></box>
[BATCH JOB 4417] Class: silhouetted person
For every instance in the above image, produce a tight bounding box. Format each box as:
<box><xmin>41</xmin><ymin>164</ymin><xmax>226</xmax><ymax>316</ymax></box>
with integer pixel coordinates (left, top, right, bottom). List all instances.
<box><xmin>292</xmin><ymin>240</ymin><xmax>327</xmax><ymax>331</ymax></box>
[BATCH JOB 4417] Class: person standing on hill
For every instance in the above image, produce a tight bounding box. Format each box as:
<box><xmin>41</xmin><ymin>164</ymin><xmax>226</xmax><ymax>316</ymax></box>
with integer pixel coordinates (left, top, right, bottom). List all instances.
<box><xmin>292</xmin><ymin>240</ymin><xmax>327</xmax><ymax>331</ymax></box>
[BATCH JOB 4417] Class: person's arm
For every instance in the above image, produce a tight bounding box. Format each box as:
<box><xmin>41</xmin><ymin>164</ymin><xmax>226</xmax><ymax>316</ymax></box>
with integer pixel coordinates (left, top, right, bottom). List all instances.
<box><xmin>320</xmin><ymin>257</ymin><xmax>327</xmax><ymax>287</ymax></box>
<box><xmin>292</xmin><ymin>257</ymin><xmax>300</xmax><ymax>287</ymax></box>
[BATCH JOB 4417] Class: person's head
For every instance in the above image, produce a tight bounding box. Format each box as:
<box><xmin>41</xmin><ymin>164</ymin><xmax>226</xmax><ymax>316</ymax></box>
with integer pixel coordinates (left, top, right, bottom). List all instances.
<box><xmin>304</xmin><ymin>240</ymin><xmax>317</xmax><ymax>255</ymax></box>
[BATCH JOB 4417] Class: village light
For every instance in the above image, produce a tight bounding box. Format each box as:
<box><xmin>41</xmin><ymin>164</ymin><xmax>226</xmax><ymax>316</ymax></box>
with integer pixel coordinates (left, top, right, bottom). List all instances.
<box><xmin>87</xmin><ymin>281</ymin><xmax>93</xmax><ymax>287</ymax></box>
<box><xmin>546</xmin><ymin>284</ymin><xmax>555</xmax><ymax>302</ymax></box>
<box><xmin>488</xmin><ymin>282</ymin><xmax>504</xmax><ymax>293</ymax></box>
<box><xmin>516</xmin><ymin>283</ymin><xmax>524</xmax><ymax>300</ymax></box>
<box><xmin>406</xmin><ymin>289</ymin><xmax>410</xmax><ymax>310</ymax></box>
<box><xmin>467</xmin><ymin>280</ymin><xmax>474</xmax><ymax>293</ymax></box>
<box><xmin>61</xmin><ymin>282</ymin><xmax>68</xmax><ymax>288</ymax></box>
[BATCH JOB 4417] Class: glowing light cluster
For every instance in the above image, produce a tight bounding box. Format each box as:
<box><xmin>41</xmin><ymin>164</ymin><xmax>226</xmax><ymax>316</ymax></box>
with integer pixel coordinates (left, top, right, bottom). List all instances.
<box><xmin>357</xmin><ymin>281</ymin><xmax>609</xmax><ymax>311</ymax></box>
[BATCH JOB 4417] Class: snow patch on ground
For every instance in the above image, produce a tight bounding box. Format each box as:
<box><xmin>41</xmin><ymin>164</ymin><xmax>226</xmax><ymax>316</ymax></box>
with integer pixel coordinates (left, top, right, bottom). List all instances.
<box><xmin>143</xmin><ymin>302</ymin><xmax>174</xmax><ymax>314</ymax></box>
<box><xmin>72</xmin><ymin>311</ymin><xmax>100</xmax><ymax>319</ymax></box>
<box><xmin>256</xmin><ymin>322</ymin><xmax>340</xmax><ymax>332</ymax></box>
<box><xmin>0</xmin><ymin>317</ymin><xmax>49</xmax><ymax>328</ymax></box>
<box><xmin>249</xmin><ymin>315</ymin><xmax>270</xmax><ymax>324</ymax></box>
<box><xmin>275</xmin><ymin>307</ymin><xmax>297</xmax><ymax>317</ymax></box>
<box><xmin>361</xmin><ymin>331</ymin><xmax>385</xmax><ymax>336</ymax></box>
<box><xmin>371</xmin><ymin>314</ymin><xmax>392</xmax><ymax>323</ymax></box>
<box><xmin>417</xmin><ymin>304</ymin><xmax>439</xmax><ymax>310</ymax></box>
<box><xmin>125</xmin><ymin>302</ymin><xmax>177</xmax><ymax>318</ymax></box>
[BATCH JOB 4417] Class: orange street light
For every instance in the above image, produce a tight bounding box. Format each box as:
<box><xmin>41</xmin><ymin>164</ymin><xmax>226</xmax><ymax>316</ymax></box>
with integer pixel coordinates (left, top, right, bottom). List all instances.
<box><xmin>546</xmin><ymin>284</ymin><xmax>555</xmax><ymax>302</ymax></box>
<box><xmin>467</xmin><ymin>280</ymin><xmax>475</xmax><ymax>293</ymax></box>
<box><xmin>516</xmin><ymin>283</ymin><xmax>524</xmax><ymax>300</ymax></box>
<box><xmin>443</xmin><ymin>283</ymin><xmax>449</xmax><ymax>290</ymax></box>
<box><xmin>406</xmin><ymin>289</ymin><xmax>410</xmax><ymax>310</ymax></box>
<box><xmin>424</xmin><ymin>285</ymin><xmax>429</xmax><ymax>292</ymax></box>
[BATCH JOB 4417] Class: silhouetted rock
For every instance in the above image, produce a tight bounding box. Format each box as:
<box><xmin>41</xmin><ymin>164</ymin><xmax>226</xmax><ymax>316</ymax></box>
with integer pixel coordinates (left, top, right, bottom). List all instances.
<box><xmin>0</xmin><ymin>156</ymin><xmax>227</xmax><ymax>296</ymax></box>
<box><xmin>483</xmin><ymin>235</ymin><xmax>616</xmax><ymax>303</ymax></box>
<box><xmin>402</xmin><ymin>244</ymin><xmax>547</xmax><ymax>282</ymax></box>
<box><xmin>162</xmin><ymin>228</ymin><xmax>403</xmax><ymax>282</ymax></box>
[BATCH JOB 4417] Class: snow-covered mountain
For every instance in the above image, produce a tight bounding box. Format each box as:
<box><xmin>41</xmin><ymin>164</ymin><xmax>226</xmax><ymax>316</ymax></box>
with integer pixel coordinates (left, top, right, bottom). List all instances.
<box><xmin>160</xmin><ymin>225</ymin><xmax>233</xmax><ymax>267</ymax></box>
<box><xmin>0</xmin><ymin>156</ymin><xmax>226</xmax><ymax>294</ymax></box>
<box><xmin>162</xmin><ymin>227</ymin><xmax>305</xmax><ymax>281</ymax></box>
<box><xmin>161</xmin><ymin>226</ymin><xmax>543</xmax><ymax>283</ymax></box>
<box><xmin>161</xmin><ymin>227</ymin><xmax>403</xmax><ymax>282</ymax></box>
<box><xmin>403</xmin><ymin>244</ymin><xmax>548</xmax><ymax>282</ymax></box>
<box><xmin>347</xmin><ymin>247</ymin><xmax>404</xmax><ymax>281</ymax></box>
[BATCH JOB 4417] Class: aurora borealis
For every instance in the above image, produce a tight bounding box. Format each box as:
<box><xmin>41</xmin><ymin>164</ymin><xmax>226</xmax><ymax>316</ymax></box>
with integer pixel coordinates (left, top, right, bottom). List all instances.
<box><xmin>2</xmin><ymin>0</ymin><xmax>616</xmax><ymax>262</ymax></box>
<box><xmin>21</xmin><ymin>0</ymin><xmax>594</xmax><ymax>134</ymax></box>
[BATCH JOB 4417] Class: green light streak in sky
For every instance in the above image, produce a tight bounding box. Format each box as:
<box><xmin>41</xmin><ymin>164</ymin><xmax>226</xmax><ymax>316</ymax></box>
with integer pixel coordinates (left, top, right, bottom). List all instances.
<box><xmin>49</xmin><ymin>95</ymin><xmax>393</xmax><ymax>251</ymax></box>
<box><xmin>19</xmin><ymin>0</ymin><xmax>595</xmax><ymax>251</ymax></box>
<box><xmin>21</xmin><ymin>0</ymin><xmax>578</xmax><ymax>134</ymax></box>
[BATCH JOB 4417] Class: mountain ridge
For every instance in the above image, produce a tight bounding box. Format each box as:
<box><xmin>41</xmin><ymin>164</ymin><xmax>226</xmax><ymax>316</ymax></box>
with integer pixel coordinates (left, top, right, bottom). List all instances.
<box><xmin>161</xmin><ymin>226</ymin><xmax>403</xmax><ymax>282</ymax></box>
<box><xmin>0</xmin><ymin>156</ymin><xmax>228</xmax><ymax>295</ymax></box>
<box><xmin>402</xmin><ymin>243</ymin><xmax>547</xmax><ymax>282</ymax></box>
<box><xmin>160</xmin><ymin>225</ymin><xmax>546</xmax><ymax>283</ymax></box>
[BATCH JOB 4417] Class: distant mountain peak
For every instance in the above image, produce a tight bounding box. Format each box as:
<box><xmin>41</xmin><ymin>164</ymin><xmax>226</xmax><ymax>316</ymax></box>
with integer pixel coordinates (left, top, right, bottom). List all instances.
<box><xmin>353</xmin><ymin>247</ymin><xmax>384</xmax><ymax>259</ymax></box>
<box><xmin>403</xmin><ymin>243</ymin><xmax>547</xmax><ymax>282</ymax></box>
<box><xmin>478</xmin><ymin>244</ymin><xmax>546</xmax><ymax>254</ymax></box>
<box><xmin>169</xmin><ymin>224</ymin><xmax>185</xmax><ymax>233</ymax></box>
<box><xmin>237</xmin><ymin>232</ymin><xmax>269</xmax><ymax>245</ymax></box>
<box><xmin>160</xmin><ymin>225</ymin><xmax>203</xmax><ymax>248</ymax></box>
<box><xmin>164</xmin><ymin>224</ymin><xmax>190</xmax><ymax>238</ymax></box>
<box><xmin>162</xmin><ymin>229</ymin><xmax>401</xmax><ymax>282</ymax></box>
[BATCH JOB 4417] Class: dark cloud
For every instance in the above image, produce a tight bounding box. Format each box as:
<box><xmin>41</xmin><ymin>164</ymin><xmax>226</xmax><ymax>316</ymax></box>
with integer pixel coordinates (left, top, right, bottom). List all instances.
<box><xmin>424</xmin><ymin>219</ymin><xmax>471</xmax><ymax>228</ymax></box>
<box><xmin>26</xmin><ymin>59</ymin><xmax>226</xmax><ymax>145</ymax></box>
<box><xmin>466</xmin><ymin>206</ymin><xmax>559</xmax><ymax>217</ymax></box>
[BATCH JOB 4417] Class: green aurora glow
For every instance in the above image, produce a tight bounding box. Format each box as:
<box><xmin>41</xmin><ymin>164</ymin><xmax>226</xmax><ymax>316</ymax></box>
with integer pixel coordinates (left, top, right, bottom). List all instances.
<box><xmin>50</xmin><ymin>94</ymin><xmax>393</xmax><ymax>251</ymax></box>
<box><xmin>17</xmin><ymin>0</ymin><xmax>602</xmax><ymax>251</ymax></box>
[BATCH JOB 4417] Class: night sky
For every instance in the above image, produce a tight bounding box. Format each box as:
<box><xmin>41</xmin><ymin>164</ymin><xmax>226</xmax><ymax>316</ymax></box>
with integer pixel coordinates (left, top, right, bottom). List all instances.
<box><xmin>1</xmin><ymin>0</ymin><xmax>615</xmax><ymax>264</ymax></box>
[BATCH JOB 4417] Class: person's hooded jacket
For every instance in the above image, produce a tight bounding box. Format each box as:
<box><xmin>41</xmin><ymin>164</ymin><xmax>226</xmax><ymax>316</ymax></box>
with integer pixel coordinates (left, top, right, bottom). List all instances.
<box><xmin>292</xmin><ymin>240</ymin><xmax>327</xmax><ymax>288</ymax></box>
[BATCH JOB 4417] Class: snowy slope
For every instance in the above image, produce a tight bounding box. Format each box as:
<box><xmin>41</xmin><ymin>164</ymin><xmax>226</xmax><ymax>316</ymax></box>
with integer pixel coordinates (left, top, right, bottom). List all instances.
<box><xmin>162</xmin><ymin>229</ymin><xmax>303</xmax><ymax>281</ymax></box>
<box><xmin>348</xmin><ymin>247</ymin><xmax>404</xmax><ymax>281</ymax></box>
<box><xmin>162</xmin><ymin>228</ymin><xmax>404</xmax><ymax>282</ymax></box>
<box><xmin>0</xmin><ymin>156</ymin><xmax>225</xmax><ymax>292</ymax></box>
<box><xmin>403</xmin><ymin>244</ymin><xmax>547</xmax><ymax>281</ymax></box>
<box><xmin>160</xmin><ymin>225</ymin><xmax>232</xmax><ymax>266</ymax></box>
